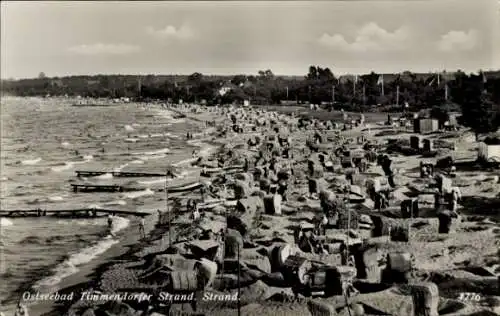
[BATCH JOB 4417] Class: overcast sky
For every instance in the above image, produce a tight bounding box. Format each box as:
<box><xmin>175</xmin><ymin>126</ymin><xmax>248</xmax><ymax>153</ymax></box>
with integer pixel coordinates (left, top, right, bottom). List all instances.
<box><xmin>1</xmin><ymin>0</ymin><xmax>499</xmax><ymax>79</ymax></box>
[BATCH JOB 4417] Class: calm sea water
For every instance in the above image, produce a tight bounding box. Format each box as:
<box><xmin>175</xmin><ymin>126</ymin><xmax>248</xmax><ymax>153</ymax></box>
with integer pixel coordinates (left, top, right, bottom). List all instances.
<box><xmin>0</xmin><ymin>97</ymin><xmax>207</xmax><ymax>312</ymax></box>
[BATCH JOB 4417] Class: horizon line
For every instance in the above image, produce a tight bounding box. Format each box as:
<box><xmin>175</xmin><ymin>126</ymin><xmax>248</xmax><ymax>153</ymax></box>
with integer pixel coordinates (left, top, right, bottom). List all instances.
<box><xmin>2</xmin><ymin>68</ymin><xmax>499</xmax><ymax>81</ymax></box>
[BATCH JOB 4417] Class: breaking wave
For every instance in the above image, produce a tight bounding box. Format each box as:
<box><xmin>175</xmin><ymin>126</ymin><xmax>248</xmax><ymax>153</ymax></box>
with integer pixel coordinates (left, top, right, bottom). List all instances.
<box><xmin>123</xmin><ymin>188</ymin><xmax>155</xmax><ymax>199</ymax></box>
<box><xmin>21</xmin><ymin>158</ymin><xmax>42</xmax><ymax>165</ymax></box>
<box><xmin>33</xmin><ymin>216</ymin><xmax>130</xmax><ymax>291</ymax></box>
<box><xmin>93</xmin><ymin>173</ymin><xmax>113</xmax><ymax>180</ymax></box>
<box><xmin>1</xmin><ymin>218</ymin><xmax>13</xmax><ymax>226</ymax></box>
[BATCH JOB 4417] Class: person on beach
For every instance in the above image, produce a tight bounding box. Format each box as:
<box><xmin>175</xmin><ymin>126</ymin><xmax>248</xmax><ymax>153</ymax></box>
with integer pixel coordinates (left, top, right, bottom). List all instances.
<box><xmin>192</xmin><ymin>205</ymin><xmax>201</xmax><ymax>222</ymax></box>
<box><xmin>139</xmin><ymin>216</ymin><xmax>146</xmax><ymax>239</ymax></box>
<box><xmin>157</xmin><ymin>209</ymin><xmax>164</xmax><ymax>225</ymax></box>
<box><xmin>107</xmin><ymin>213</ymin><xmax>113</xmax><ymax>230</ymax></box>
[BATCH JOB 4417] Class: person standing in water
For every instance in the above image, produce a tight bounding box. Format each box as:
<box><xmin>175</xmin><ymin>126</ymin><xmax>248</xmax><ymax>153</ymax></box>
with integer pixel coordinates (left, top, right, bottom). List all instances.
<box><xmin>139</xmin><ymin>216</ymin><xmax>146</xmax><ymax>239</ymax></box>
<box><xmin>107</xmin><ymin>213</ymin><xmax>114</xmax><ymax>235</ymax></box>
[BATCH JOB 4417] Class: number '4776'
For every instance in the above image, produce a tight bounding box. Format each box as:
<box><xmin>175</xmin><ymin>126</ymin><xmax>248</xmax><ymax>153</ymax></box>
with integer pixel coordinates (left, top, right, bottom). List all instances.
<box><xmin>458</xmin><ymin>292</ymin><xmax>482</xmax><ymax>301</ymax></box>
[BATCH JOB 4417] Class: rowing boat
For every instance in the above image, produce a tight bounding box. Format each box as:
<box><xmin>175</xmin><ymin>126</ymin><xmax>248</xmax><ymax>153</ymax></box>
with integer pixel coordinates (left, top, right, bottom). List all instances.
<box><xmin>167</xmin><ymin>182</ymin><xmax>203</xmax><ymax>193</ymax></box>
<box><xmin>201</xmin><ymin>164</ymin><xmax>245</xmax><ymax>176</ymax></box>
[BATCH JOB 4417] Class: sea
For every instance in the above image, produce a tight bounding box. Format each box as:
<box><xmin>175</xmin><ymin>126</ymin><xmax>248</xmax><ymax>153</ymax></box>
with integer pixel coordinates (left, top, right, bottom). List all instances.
<box><xmin>0</xmin><ymin>97</ymin><xmax>212</xmax><ymax>314</ymax></box>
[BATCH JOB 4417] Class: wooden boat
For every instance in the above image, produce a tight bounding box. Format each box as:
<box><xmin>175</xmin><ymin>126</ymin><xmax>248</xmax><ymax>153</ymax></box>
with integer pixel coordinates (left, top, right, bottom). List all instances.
<box><xmin>201</xmin><ymin>164</ymin><xmax>245</xmax><ymax>177</ymax></box>
<box><xmin>197</xmin><ymin>199</ymin><xmax>224</xmax><ymax>209</ymax></box>
<box><xmin>224</xmin><ymin>164</ymin><xmax>245</xmax><ymax>171</ymax></box>
<box><xmin>167</xmin><ymin>181</ymin><xmax>203</xmax><ymax>193</ymax></box>
<box><xmin>201</xmin><ymin>167</ymin><xmax>223</xmax><ymax>176</ymax></box>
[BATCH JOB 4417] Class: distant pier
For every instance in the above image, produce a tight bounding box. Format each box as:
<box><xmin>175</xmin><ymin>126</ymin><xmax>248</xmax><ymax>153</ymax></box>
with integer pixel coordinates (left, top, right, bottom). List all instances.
<box><xmin>75</xmin><ymin>170</ymin><xmax>172</xmax><ymax>178</ymax></box>
<box><xmin>0</xmin><ymin>208</ymin><xmax>150</xmax><ymax>218</ymax></box>
<box><xmin>71</xmin><ymin>183</ymin><xmax>125</xmax><ymax>193</ymax></box>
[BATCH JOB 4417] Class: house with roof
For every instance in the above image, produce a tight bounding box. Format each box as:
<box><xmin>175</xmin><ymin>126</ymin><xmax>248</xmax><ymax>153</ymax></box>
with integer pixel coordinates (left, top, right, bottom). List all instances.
<box><xmin>218</xmin><ymin>82</ymin><xmax>238</xmax><ymax>96</ymax></box>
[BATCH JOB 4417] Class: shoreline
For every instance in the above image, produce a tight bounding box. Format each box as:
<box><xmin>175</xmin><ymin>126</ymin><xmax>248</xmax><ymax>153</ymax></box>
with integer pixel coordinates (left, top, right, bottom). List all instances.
<box><xmin>2</xmin><ymin>104</ymin><xmax>224</xmax><ymax>316</ymax></box>
<box><xmin>10</xmin><ymin>102</ymin><xmax>498</xmax><ymax>316</ymax></box>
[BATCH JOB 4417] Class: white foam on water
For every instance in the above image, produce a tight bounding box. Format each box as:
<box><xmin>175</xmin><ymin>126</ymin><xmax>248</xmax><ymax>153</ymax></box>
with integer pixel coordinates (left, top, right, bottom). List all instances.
<box><xmin>51</xmin><ymin>155</ymin><xmax>93</xmax><ymax>172</ymax></box>
<box><xmin>82</xmin><ymin>155</ymin><xmax>94</xmax><ymax>161</ymax></box>
<box><xmin>94</xmin><ymin>173</ymin><xmax>113</xmax><ymax>180</ymax></box>
<box><xmin>149</xmin><ymin>133</ymin><xmax>164</xmax><ymax>138</ymax></box>
<box><xmin>110</xmin><ymin>216</ymin><xmax>130</xmax><ymax>235</ymax></box>
<box><xmin>199</xmin><ymin>146</ymin><xmax>214</xmax><ymax>157</ymax></box>
<box><xmin>61</xmin><ymin>142</ymin><xmax>71</xmax><ymax>147</ymax></box>
<box><xmin>130</xmin><ymin>159</ymin><xmax>144</xmax><ymax>164</ymax></box>
<box><xmin>1</xmin><ymin>176</ymin><xmax>9</xmax><ymax>181</ymax></box>
<box><xmin>172</xmin><ymin>157</ymin><xmax>197</xmax><ymax>167</ymax></box>
<box><xmin>140</xmin><ymin>154</ymin><xmax>167</xmax><ymax>161</ymax></box>
<box><xmin>47</xmin><ymin>196</ymin><xmax>65</xmax><ymax>202</ymax></box>
<box><xmin>132</xmin><ymin>148</ymin><xmax>170</xmax><ymax>156</ymax></box>
<box><xmin>165</xmin><ymin>133</ymin><xmax>180</xmax><ymax>139</ymax></box>
<box><xmin>123</xmin><ymin>188</ymin><xmax>155</xmax><ymax>199</ymax></box>
<box><xmin>33</xmin><ymin>236</ymin><xmax>120</xmax><ymax>290</ymax></box>
<box><xmin>51</xmin><ymin>162</ymin><xmax>74</xmax><ymax>172</ymax></box>
<box><xmin>172</xmin><ymin>144</ymin><xmax>214</xmax><ymax>167</ymax></box>
<box><xmin>113</xmin><ymin>163</ymin><xmax>129</xmax><ymax>172</ymax></box>
<box><xmin>125</xmin><ymin>138</ymin><xmax>139</xmax><ymax>143</ymax></box>
<box><xmin>124</xmin><ymin>125</ymin><xmax>135</xmax><ymax>132</ymax></box>
<box><xmin>103</xmin><ymin>199</ymin><xmax>127</xmax><ymax>206</ymax></box>
<box><xmin>155</xmin><ymin>111</ymin><xmax>174</xmax><ymax>120</ymax></box>
<box><xmin>29</xmin><ymin>209</ymin><xmax>130</xmax><ymax>291</ymax></box>
<box><xmin>73</xmin><ymin>219</ymin><xmax>102</xmax><ymax>226</ymax></box>
<box><xmin>0</xmin><ymin>218</ymin><xmax>13</xmax><ymax>226</ymax></box>
<box><xmin>21</xmin><ymin>158</ymin><xmax>42</xmax><ymax>165</ymax></box>
<box><xmin>137</xmin><ymin>134</ymin><xmax>149</xmax><ymax>139</ymax></box>
<box><xmin>170</xmin><ymin>119</ymin><xmax>186</xmax><ymax>124</ymax></box>
<box><xmin>138</xmin><ymin>178</ymin><xmax>167</xmax><ymax>185</ymax></box>
<box><xmin>174</xmin><ymin>169</ymin><xmax>195</xmax><ymax>179</ymax></box>
<box><xmin>131</xmin><ymin>123</ymin><xmax>140</xmax><ymax>127</ymax></box>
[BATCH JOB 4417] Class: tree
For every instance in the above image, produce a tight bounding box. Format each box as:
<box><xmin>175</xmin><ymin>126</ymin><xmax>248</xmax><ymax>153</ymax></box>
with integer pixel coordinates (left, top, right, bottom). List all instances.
<box><xmin>460</xmin><ymin>85</ymin><xmax>500</xmax><ymax>139</ymax></box>
<box><xmin>38</xmin><ymin>72</ymin><xmax>46</xmax><ymax>79</ymax></box>
<box><xmin>188</xmin><ymin>72</ymin><xmax>203</xmax><ymax>83</ymax></box>
<box><xmin>257</xmin><ymin>69</ymin><xmax>274</xmax><ymax>81</ymax></box>
<box><xmin>231</xmin><ymin>75</ymin><xmax>247</xmax><ymax>86</ymax></box>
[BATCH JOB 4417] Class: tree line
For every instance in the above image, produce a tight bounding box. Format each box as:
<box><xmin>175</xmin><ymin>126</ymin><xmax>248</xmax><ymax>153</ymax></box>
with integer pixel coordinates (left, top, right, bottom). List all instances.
<box><xmin>1</xmin><ymin>67</ymin><xmax>499</xmax><ymax>135</ymax></box>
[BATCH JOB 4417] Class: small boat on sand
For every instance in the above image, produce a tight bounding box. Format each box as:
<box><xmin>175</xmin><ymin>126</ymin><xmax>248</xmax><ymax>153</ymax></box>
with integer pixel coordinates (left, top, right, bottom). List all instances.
<box><xmin>167</xmin><ymin>181</ymin><xmax>203</xmax><ymax>193</ymax></box>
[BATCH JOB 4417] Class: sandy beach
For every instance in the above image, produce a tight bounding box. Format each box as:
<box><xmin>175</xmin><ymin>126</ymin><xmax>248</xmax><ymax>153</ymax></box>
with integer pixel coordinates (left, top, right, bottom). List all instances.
<box><xmin>11</xmin><ymin>103</ymin><xmax>496</xmax><ymax>316</ymax></box>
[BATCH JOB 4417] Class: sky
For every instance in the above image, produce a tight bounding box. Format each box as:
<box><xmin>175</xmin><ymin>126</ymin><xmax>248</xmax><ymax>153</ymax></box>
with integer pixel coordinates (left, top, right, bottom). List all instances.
<box><xmin>1</xmin><ymin>0</ymin><xmax>499</xmax><ymax>79</ymax></box>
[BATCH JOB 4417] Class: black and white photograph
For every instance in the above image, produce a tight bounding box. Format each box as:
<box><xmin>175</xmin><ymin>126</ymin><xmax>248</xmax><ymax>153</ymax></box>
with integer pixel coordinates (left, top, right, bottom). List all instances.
<box><xmin>1</xmin><ymin>1</ymin><xmax>499</xmax><ymax>315</ymax></box>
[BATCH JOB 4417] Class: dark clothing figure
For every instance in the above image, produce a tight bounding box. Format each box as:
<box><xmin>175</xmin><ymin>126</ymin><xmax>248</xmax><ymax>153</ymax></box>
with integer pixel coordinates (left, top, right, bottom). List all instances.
<box><xmin>277</xmin><ymin>182</ymin><xmax>288</xmax><ymax>201</ymax></box>
<box><xmin>107</xmin><ymin>214</ymin><xmax>113</xmax><ymax>229</ymax></box>
<box><xmin>388</xmin><ymin>175</ymin><xmax>396</xmax><ymax>188</ymax></box>
<box><xmin>139</xmin><ymin>217</ymin><xmax>146</xmax><ymax>239</ymax></box>
<box><xmin>438</xmin><ymin>211</ymin><xmax>453</xmax><ymax>234</ymax></box>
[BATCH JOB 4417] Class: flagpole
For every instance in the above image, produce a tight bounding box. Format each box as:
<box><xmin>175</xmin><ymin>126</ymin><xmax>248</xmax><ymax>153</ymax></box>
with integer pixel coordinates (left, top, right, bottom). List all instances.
<box><xmin>165</xmin><ymin>172</ymin><xmax>171</xmax><ymax>249</ymax></box>
<box><xmin>332</xmin><ymin>85</ymin><xmax>335</xmax><ymax>103</ymax></box>
<box><xmin>482</xmin><ymin>71</ymin><xmax>488</xmax><ymax>93</ymax></box>
<box><xmin>138</xmin><ymin>77</ymin><xmax>142</xmax><ymax>99</ymax></box>
<box><xmin>362</xmin><ymin>84</ymin><xmax>366</xmax><ymax>106</ymax></box>
<box><xmin>396</xmin><ymin>85</ymin><xmax>400</xmax><ymax>106</ymax></box>
<box><xmin>444</xmin><ymin>84</ymin><xmax>448</xmax><ymax>101</ymax></box>
<box><xmin>286</xmin><ymin>86</ymin><xmax>289</xmax><ymax>100</ymax></box>
<box><xmin>381</xmin><ymin>75</ymin><xmax>384</xmax><ymax>96</ymax></box>
<box><xmin>353</xmin><ymin>77</ymin><xmax>357</xmax><ymax>97</ymax></box>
